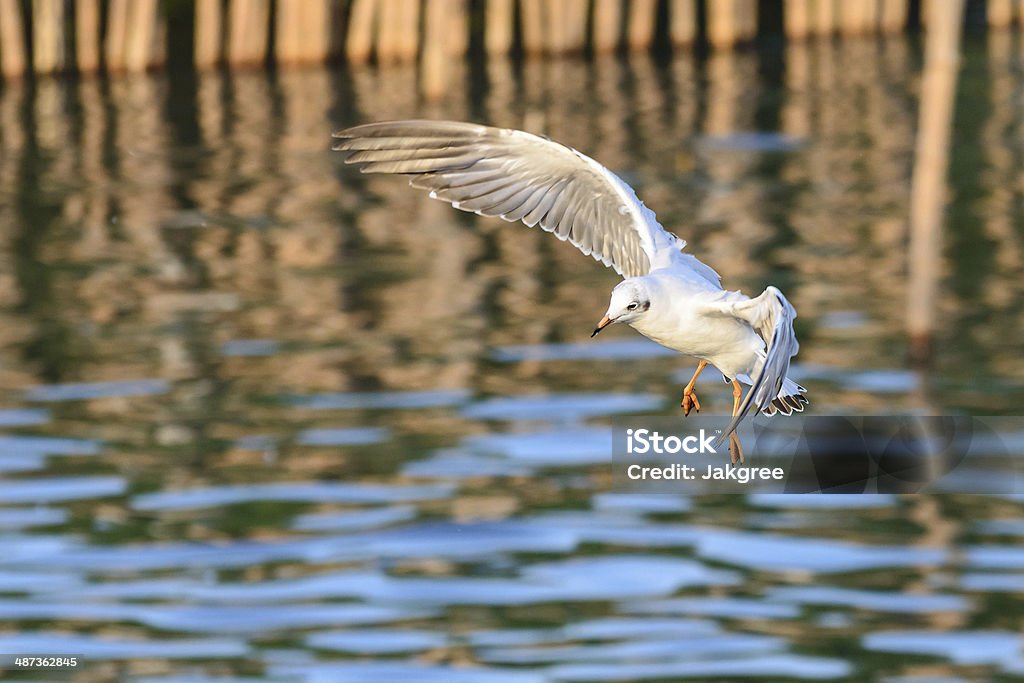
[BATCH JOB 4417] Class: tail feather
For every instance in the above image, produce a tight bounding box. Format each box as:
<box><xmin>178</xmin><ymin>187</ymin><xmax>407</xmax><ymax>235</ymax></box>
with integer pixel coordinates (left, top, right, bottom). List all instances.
<box><xmin>735</xmin><ymin>376</ymin><xmax>808</xmax><ymax>417</ymax></box>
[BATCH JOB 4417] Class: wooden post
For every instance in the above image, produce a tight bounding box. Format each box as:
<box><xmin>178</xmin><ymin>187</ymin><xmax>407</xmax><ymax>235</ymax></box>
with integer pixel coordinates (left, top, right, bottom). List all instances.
<box><xmin>419</xmin><ymin>0</ymin><xmax>465</xmax><ymax>65</ymax></box>
<box><xmin>838</xmin><ymin>0</ymin><xmax>870</xmax><ymax>35</ymax></box>
<box><xmin>393</xmin><ymin>0</ymin><xmax>419</xmax><ymax>62</ymax></box>
<box><xmin>737</xmin><ymin>0</ymin><xmax>758</xmax><ymax>40</ymax></box>
<box><xmin>227</xmin><ymin>0</ymin><xmax>270</xmax><ymax>66</ymax></box>
<box><xmin>863</xmin><ymin>0</ymin><xmax>880</xmax><ymax>33</ymax></box>
<box><xmin>592</xmin><ymin>0</ymin><xmax>621</xmax><ymax>52</ymax></box>
<box><xmin>546</xmin><ymin>0</ymin><xmax>567</xmax><ymax>53</ymax></box>
<box><xmin>277</xmin><ymin>0</ymin><xmax>331</xmax><ymax>64</ymax></box>
<box><xmin>76</xmin><ymin>0</ymin><xmax>100</xmax><ymax>71</ymax></box>
<box><xmin>565</xmin><ymin>0</ymin><xmax>588</xmax><ymax>53</ymax></box>
<box><xmin>707</xmin><ymin>0</ymin><xmax>739</xmax><ymax>49</ymax></box>
<box><xmin>988</xmin><ymin>0</ymin><xmax>1014</xmax><ymax>26</ymax></box>
<box><xmin>670</xmin><ymin>0</ymin><xmax>697</xmax><ymax>47</ymax></box>
<box><xmin>376</xmin><ymin>0</ymin><xmax>399</xmax><ymax>62</ymax></box>
<box><xmin>785</xmin><ymin>0</ymin><xmax>811</xmax><ymax>40</ymax></box>
<box><xmin>421</xmin><ymin>0</ymin><xmax>448</xmax><ymax>98</ymax></box>
<box><xmin>919</xmin><ymin>0</ymin><xmax>931</xmax><ymax>28</ymax></box>
<box><xmin>446</xmin><ymin>0</ymin><xmax>468</xmax><ymax>58</ymax></box>
<box><xmin>627</xmin><ymin>0</ymin><xmax>658</xmax><ymax>51</ymax></box>
<box><xmin>813</xmin><ymin>0</ymin><xmax>835</xmax><ymax>37</ymax></box>
<box><xmin>194</xmin><ymin>0</ymin><xmax>222</xmax><ymax>68</ymax></box>
<box><xmin>879</xmin><ymin>0</ymin><xmax>909</xmax><ymax>33</ymax></box>
<box><xmin>345</xmin><ymin>0</ymin><xmax>377</xmax><ymax>64</ymax></box>
<box><xmin>151</xmin><ymin>10</ymin><xmax>166</xmax><ymax>68</ymax></box>
<box><xmin>906</xmin><ymin>0</ymin><xmax>965</xmax><ymax>362</ymax></box>
<box><xmin>276</xmin><ymin>0</ymin><xmax>303</xmax><ymax>63</ymax></box>
<box><xmin>485</xmin><ymin>0</ymin><xmax>514</xmax><ymax>55</ymax></box>
<box><xmin>105</xmin><ymin>0</ymin><xmax>129</xmax><ymax>71</ymax></box>
<box><xmin>520</xmin><ymin>0</ymin><xmax>545</xmax><ymax>54</ymax></box>
<box><xmin>124</xmin><ymin>0</ymin><xmax>158</xmax><ymax>72</ymax></box>
<box><xmin>0</xmin><ymin>0</ymin><xmax>27</xmax><ymax>77</ymax></box>
<box><xmin>32</xmin><ymin>0</ymin><xmax>65</xmax><ymax>74</ymax></box>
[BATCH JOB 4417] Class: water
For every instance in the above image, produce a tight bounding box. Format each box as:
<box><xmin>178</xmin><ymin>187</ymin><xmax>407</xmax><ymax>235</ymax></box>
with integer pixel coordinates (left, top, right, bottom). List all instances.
<box><xmin>1</xmin><ymin>31</ymin><xmax>1024</xmax><ymax>682</ymax></box>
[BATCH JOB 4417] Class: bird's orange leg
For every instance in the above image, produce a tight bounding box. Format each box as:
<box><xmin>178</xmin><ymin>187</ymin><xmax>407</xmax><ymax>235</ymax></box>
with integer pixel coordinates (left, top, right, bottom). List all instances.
<box><xmin>680</xmin><ymin>361</ymin><xmax>707</xmax><ymax>417</ymax></box>
<box><xmin>731</xmin><ymin>379</ymin><xmax>743</xmax><ymax>417</ymax></box>
<box><xmin>730</xmin><ymin>379</ymin><xmax>745</xmax><ymax>465</ymax></box>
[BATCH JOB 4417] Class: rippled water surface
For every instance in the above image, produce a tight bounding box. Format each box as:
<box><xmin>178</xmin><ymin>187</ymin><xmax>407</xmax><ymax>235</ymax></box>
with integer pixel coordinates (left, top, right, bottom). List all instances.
<box><xmin>1</xmin><ymin>31</ymin><xmax>1024</xmax><ymax>682</ymax></box>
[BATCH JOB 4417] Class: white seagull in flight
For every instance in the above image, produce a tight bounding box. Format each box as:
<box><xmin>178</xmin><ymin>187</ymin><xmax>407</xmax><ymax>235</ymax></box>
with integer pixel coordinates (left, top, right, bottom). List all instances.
<box><xmin>333</xmin><ymin>120</ymin><xmax>807</xmax><ymax>457</ymax></box>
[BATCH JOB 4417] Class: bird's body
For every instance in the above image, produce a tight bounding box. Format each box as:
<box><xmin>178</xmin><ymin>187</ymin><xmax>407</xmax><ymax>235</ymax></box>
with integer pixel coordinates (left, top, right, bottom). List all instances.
<box><xmin>626</xmin><ymin>272</ymin><xmax>754</xmax><ymax>374</ymax></box>
<box><xmin>334</xmin><ymin>120</ymin><xmax>807</xmax><ymax>446</ymax></box>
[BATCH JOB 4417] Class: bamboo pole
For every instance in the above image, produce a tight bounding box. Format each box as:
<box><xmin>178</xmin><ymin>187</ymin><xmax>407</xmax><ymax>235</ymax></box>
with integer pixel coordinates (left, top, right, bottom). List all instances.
<box><xmin>565</xmin><ymin>0</ymin><xmax>588</xmax><ymax>53</ymax></box>
<box><xmin>592</xmin><ymin>0</ymin><xmax>621</xmax><ymax>53</ymax></box>
<box><xmin>669</xmin><ymin>0</ymin><xmax>697</xmax><ymax>47</ymax></box>
<box><xmin>919</xmin><ymin>0</ymin><xmax>931</xmax><ymax>28</ymax></box>
<box><xmin>813</xmin><ymin>0</ymin><xmax>835</xmax><ymax>37</ymax></box>
<box><xmin>276</xmin><ymin>0</ymin><xmax>331</xmax><ymax>64</ymax></box>
<box><xmin>737</xmin><ymin>0</ymin><xmax>758</xmax><ymax>40</ymax></box>
<box><xmin>546</xmin><ymin>0</ymin><xmax>567</xmax><ymax>53</ymax></box>
<box><xmin>520</xmin><ymin>0</ymin><xmax>545</xmax><ymax>55</ymax></box>
<box><xmin>151</xmin><ymin>10</ymin><xmax>166</xmax><ymax>69</ymax></box>
<box><xmin>276</xmin><ymin>0</ymin><xmax>303</xmax><ymax>63</ymax></box>
<box><xmin>0</xmin><ymin>0</ymin><xmax>27</xmax><ymax>77</ymax></box>
<box><xmin>863</xmin><ymin>0</ymin><xmax>880</xmax><ymax>33</ymax></box>
<box><xmin>707</xmin><ymin>0</ymin><xmax>739</xmax><ymax>49</ymax></box>
<box><xmin>75</xmin><ymin>0</ymin><xmax>100</xmax><ymax>71</ymax></box>
<box><xmin>906</xmin><ymin>0</ymin><xmax>966</xmax><ymax>362</ymax></box>
<box><xmin>446</xmin><ymin>0</ymin><xmax>468</xmax><ymax>59</ymax></box>
<box><xmin>485</xmin><ymin>0</ymin><xmax>514</xmax><ymax>55</ymax></box>
<box><xmin>392</xmin><ymin>0</ymin><xmax>419</xmax><ymax>62</ymax></box>
<box><xmin>421</xmin><ymin>0</ymin><xmax>448</xmax><ymax>98</ymax></box>
<box><xmin>988</xmin><ymin>0</ymin><xmax>1014</xmax><ymax>26</ymax></box>
<box><xmin>627</xmin><ymin>0</ymin><xmax>658</xmax><ymax>51</ymax></box>
<box><xmin>194</xmin><ymin>0</ymin><xmax>222</xmax><ymax>68</ymax></box>
<box><xmin>785</xmin><ymin>0</ymin><xmax>811</xmax><ymax>40</ymax></box>
<box><xmin>32</xmin><ymin>0</ymin><xmax>65</xmax><ymax>74</ymax></box>
<box><xmin>879</xmin><ymin>0</ymin><xmax>909</xmax><ymax>33</ymax></box>
<box><xmin>104</xmin><ymin>0</ymin><xmax>129</xmax><ymax>71</ymax></box>
<box><xmin>838</xmin><ymin>0</ymin><xmax>871</xmax><ymax>35</ymax></box>
<box><xmin>124</xmin><ymin>0</ymin><xmax>158</xmax><ymax>72</ymax></box>
<box><xmin>345</xmin><ymin>0</ymin><xmax>377</xmax><ymax>64</ymax></box>
<box><xmin>227</xmin><ymin>0</ymin><xmax>270</xmax><ymax>66</ymax></box>
<box><xmin>376</xmin><ymin>0</ymin><xmax>399</xmax><ymax>62</ymax></box>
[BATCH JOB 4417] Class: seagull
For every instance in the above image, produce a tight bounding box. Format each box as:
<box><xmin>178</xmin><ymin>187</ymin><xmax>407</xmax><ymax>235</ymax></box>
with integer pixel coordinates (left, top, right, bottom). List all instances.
<box><xmin>333</xmin><ymin>120</ymin><xmax>807</xmax><ymax>457</ymax></box>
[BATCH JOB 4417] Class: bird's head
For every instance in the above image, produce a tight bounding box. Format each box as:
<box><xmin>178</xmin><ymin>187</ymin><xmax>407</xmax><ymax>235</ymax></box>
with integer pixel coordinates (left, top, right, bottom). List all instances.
<box><xmin>592</xmin><ymin>279</ymin><xmax>653</xmax><ymax>337</ymax></box>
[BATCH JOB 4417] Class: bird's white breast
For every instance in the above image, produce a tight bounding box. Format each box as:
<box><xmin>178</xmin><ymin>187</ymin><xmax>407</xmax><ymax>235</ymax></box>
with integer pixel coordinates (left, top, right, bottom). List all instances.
<box><xmin>629</xmin><ymin>271</ymin><xmax>764</xmax><ymax>378</ymax></box>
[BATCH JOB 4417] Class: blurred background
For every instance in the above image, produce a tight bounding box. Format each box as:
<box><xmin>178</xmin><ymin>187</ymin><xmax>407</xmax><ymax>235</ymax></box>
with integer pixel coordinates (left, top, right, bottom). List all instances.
<box><xmin>2</xmin><ymin>0</ymin><xmax>1024</xmax><ymax>681</ymax></box>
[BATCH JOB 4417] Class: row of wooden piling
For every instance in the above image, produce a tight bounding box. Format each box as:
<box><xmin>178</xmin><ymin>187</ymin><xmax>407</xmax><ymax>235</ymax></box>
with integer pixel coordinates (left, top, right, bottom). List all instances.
<box><xmin>0</xmin><ymin>0</ymin><xmax>165</xmax><ymax>77</ymax></box>
<box><xmin>0</xmin><ymin>0</ymin><xmax>1019</xmax><ymax>80</ymax></box>
<box><xmin>784</xmin><ymin>0</ymin><xmax>910</xmax><ymax>40</ymax></box>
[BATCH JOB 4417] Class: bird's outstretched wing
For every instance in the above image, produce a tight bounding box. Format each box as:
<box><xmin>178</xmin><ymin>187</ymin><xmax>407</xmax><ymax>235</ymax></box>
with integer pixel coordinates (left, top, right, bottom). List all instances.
<box><xmin>333</xmin><ymin>120</ymin><xmax>716</xmax><ymax>282</ymax></box>
<box><xmin>704</xmin><ymin>286</ymin><xmax>800</xmax><ymax>443</ymax></box>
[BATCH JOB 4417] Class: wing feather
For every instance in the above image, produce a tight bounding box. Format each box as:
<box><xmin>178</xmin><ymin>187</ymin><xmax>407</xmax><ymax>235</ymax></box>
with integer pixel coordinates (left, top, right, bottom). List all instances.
<box><xmin>704</xmin><ymin>286</ymin><xmax>802</xmax><ymax>446</ymax></box>
<box><xmin>333</xmin><ymin>119</ymin><xmax>708</xmax><ymax>279</ymax></box>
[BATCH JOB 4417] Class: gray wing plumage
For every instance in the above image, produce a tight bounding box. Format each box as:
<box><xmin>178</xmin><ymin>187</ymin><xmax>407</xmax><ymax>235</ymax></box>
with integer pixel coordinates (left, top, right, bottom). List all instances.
<box><xmin>710</xmin><ymin>286</ymin><xmax>801</xmax><ymax>443</ymax></box>
<box><xmin>332</xmin><ymin>119</ymin><xmax>694</xmax><ymax>279</ymax></box>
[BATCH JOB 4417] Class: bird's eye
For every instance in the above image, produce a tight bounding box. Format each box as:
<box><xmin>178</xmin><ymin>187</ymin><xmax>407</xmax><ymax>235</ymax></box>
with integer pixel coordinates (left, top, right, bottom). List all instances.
<box><xmin>626</xmin><ymin>302</ymin><xmax>639</xmax><ymax>311</ymax></box>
